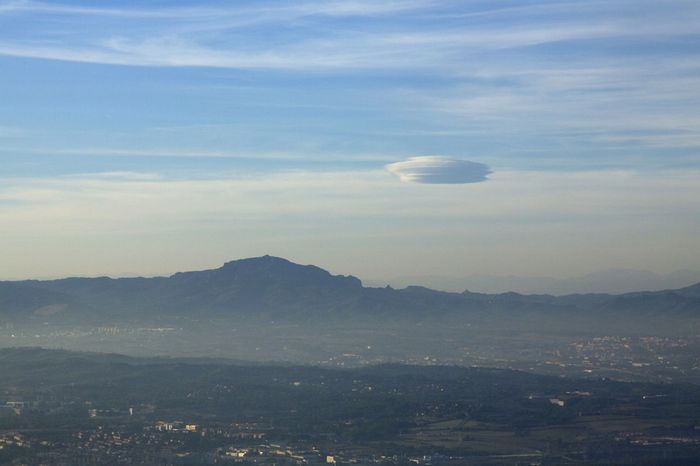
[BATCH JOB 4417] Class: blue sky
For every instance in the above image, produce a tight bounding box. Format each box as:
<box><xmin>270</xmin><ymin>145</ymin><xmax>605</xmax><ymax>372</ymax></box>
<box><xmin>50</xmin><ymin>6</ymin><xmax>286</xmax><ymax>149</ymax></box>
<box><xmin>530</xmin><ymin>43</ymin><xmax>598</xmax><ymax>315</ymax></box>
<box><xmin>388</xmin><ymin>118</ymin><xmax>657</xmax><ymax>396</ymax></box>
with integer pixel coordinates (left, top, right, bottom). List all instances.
<box><xmin>1</xmin><ymin>0</ymin><xmax>699</xmax><ymax>284</ymax></box>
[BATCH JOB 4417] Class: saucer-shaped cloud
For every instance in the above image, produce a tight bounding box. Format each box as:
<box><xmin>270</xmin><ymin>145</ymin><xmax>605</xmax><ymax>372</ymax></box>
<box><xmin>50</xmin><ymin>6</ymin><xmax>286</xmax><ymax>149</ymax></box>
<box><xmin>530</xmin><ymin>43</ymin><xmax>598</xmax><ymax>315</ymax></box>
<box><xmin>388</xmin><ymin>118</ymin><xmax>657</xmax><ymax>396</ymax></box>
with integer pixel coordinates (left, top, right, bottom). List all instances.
<box><xmin>386</xmin><ymin>156</ymin><xmax>491</xmax><ymax>184</ymax></box>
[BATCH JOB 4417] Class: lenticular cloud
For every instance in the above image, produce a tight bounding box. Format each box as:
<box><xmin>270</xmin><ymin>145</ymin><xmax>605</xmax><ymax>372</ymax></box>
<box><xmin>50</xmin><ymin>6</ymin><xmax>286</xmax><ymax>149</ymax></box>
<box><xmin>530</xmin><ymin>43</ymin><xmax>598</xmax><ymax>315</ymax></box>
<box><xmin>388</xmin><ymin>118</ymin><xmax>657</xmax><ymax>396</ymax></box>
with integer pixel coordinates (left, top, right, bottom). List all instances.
<box><xmin>386</xmin><ymin>156</ymin><xmax>491</xmax><ymax>184</ymax></box>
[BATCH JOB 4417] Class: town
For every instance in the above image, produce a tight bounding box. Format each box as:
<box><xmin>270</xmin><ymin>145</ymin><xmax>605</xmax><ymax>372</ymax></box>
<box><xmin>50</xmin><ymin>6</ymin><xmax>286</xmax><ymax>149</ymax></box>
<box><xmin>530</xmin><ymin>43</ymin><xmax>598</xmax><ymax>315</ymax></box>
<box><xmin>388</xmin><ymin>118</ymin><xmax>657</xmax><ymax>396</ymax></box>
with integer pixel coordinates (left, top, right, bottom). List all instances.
<box><xmin>2</xmin><ymin>323</ymin><xmax>699</xmax><ymax>385</ymax></box>
<box><xmin>2</xmin><ymin>347</ymin><xmax>700</xmax><ymax>465</ymax></box>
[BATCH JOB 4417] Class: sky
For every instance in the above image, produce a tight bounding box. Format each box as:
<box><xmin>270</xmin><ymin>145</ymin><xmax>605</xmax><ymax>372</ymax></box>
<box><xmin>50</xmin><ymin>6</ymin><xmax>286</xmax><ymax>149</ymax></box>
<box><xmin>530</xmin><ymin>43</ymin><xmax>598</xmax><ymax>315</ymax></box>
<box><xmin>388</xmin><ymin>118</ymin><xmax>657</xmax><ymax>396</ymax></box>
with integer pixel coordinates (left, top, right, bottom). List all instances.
<box><xmin>0</xmin><ymin>0</ymin><xmax>699</xmax><ymax>286</ymax></box>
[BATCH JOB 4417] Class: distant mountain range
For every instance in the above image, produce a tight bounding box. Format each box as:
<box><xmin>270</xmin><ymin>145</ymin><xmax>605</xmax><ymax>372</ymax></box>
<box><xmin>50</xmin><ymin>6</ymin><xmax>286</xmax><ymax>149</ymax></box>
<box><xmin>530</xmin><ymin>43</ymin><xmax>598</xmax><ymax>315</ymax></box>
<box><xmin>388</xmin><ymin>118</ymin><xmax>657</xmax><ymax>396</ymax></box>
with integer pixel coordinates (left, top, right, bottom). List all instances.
<box><xmin>369</xmin><ymin>269</ymin><xmax>700</xmax><ymax>295</ymax></box>
<box><xmin>1</xmin><ymin>255</ymin><xmax>699</xmax><ymax>325</ymax></box>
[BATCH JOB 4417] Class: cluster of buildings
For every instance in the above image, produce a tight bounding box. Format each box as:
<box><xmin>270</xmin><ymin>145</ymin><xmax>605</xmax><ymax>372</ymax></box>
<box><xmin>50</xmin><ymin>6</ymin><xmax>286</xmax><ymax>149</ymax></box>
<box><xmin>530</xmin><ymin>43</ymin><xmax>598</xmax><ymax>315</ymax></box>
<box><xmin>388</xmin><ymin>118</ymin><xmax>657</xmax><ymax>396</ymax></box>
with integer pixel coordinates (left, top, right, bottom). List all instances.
<box><xmin>0</xmin><ymin>432</ymin><xmax>31</xmax><ymax>449</ymax></box>
<box><xmin>0</xmin><ymin>425</ymin><xmax>448</xmax><ymax>466</ymax></box>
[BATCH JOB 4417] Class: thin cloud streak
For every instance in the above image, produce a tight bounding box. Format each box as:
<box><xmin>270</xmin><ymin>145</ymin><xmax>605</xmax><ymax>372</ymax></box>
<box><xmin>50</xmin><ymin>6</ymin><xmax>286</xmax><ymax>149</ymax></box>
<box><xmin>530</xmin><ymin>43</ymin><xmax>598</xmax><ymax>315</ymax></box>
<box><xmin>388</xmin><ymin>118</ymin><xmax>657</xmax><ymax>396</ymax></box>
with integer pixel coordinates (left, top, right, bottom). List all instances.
<box><xmin>0</xmin><ymin>145</ymin><xmax>394</xmax><ymax>162</ymax></box>
<box><xmin>0</xmin><ymin>22</ymin><xmax>686</xmax><ymax>70</ymax></box>
<box><xmin>0</xmin><ymin>0</ymin><xmax>433</xmax><ymax>19</ymax></box>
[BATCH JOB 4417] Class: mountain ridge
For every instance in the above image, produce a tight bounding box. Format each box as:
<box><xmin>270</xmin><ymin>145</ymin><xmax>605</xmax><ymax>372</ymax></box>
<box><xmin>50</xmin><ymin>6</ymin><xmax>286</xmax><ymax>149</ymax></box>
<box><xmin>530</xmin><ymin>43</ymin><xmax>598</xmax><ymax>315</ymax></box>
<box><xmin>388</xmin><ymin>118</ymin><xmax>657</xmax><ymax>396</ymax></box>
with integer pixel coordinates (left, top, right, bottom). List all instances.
<box><xmin>1</xmin><ymin>255</ymin><xmax>699</xmax><ymax>325</ymax></box>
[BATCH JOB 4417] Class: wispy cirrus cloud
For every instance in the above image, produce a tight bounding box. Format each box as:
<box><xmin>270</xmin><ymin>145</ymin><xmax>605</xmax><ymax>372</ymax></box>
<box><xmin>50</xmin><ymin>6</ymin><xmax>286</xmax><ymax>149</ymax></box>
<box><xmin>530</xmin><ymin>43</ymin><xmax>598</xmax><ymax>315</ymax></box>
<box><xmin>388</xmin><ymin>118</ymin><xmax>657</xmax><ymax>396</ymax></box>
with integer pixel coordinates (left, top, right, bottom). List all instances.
<box><xmin>1</xmin><ymin>1</ymin><xmax>699</xmax><ymax>165</ymax></box>
<box><xmin>0</xmin><ymin>0</ymin><xmax>697</xmax><ymax>70</ymax></box>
